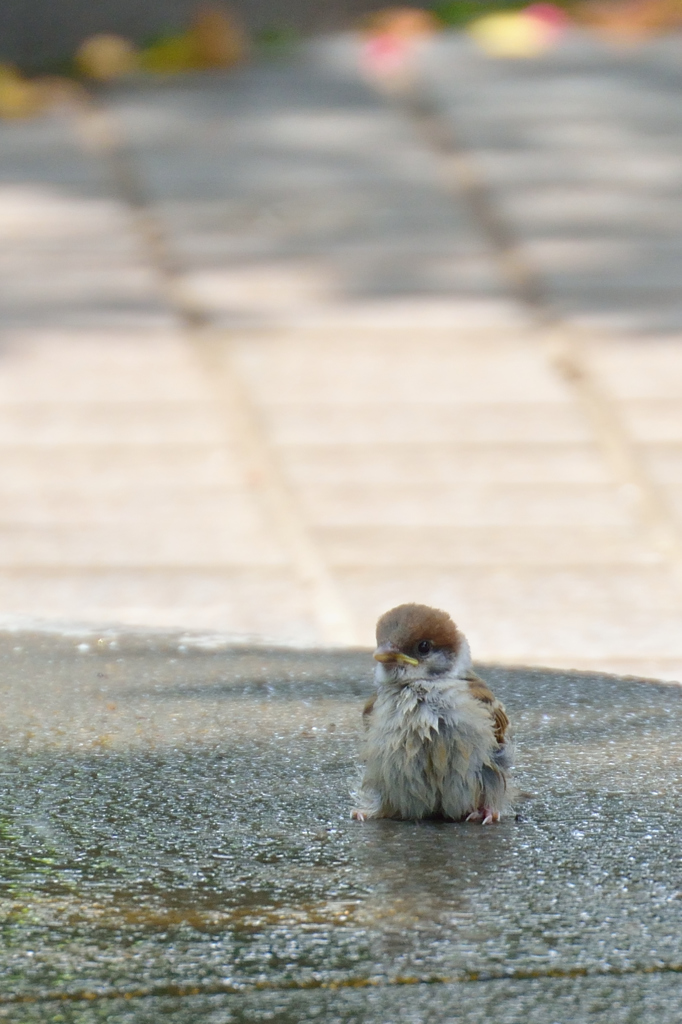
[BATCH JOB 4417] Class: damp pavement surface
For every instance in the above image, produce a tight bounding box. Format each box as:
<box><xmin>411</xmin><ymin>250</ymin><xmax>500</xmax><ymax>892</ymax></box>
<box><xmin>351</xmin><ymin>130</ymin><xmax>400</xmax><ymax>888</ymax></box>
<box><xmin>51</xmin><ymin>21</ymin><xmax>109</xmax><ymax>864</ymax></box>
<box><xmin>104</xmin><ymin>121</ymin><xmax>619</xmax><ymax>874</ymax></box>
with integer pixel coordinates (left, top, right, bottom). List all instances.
<box><xmin>0</xmin><ymin>631</ymin><xmax>681</xmax><ymax>1022</ymax></box>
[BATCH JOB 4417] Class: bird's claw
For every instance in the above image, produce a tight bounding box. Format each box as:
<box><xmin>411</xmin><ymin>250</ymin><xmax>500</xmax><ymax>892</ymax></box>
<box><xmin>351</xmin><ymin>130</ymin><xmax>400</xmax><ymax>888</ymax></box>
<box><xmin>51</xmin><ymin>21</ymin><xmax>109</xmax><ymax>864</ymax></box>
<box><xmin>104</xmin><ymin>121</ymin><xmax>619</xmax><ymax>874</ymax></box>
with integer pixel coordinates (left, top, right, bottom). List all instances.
<box><xmin>351</xmin><ymin>809</ymin><xmax>367</xmax><ymax>822</ymax></box>
<box><xmin>466</xmin><ymin>808</ymin><xmax>500</xmax><ymax>825</ymax></box>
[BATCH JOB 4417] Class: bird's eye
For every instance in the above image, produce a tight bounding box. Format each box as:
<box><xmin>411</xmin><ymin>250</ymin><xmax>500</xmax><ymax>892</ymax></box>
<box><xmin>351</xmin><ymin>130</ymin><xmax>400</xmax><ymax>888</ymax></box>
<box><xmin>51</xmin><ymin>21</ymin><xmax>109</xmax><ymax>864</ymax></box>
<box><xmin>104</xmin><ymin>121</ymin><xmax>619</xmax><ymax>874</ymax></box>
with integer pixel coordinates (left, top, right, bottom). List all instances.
<box><xmin>417</xmin><ymin>640</ymin><xmax>433</xmax><ymax>656</ymax></box>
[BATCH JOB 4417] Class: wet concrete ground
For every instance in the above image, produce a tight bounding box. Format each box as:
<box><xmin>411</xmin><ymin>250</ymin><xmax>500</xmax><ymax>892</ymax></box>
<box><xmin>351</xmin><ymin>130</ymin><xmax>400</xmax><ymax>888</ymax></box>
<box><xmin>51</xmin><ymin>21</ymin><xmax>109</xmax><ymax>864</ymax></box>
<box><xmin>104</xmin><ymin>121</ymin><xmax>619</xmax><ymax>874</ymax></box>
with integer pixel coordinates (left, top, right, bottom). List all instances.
<box><xmin>1</xmin><ymin>630</ymin><xmax>681</xmax><ymax>1021</ymax></box>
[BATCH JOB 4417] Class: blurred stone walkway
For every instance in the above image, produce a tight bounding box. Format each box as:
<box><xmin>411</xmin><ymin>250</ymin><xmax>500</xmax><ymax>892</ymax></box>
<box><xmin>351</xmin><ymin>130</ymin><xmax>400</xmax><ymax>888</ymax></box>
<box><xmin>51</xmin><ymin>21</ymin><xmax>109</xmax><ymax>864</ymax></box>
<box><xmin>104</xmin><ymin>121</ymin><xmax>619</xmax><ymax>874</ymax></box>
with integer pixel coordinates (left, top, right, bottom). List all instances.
<box><xmin>1</xmin><ymin>32</ymin><xmax>682</xmax><ymax>679</ymax></box>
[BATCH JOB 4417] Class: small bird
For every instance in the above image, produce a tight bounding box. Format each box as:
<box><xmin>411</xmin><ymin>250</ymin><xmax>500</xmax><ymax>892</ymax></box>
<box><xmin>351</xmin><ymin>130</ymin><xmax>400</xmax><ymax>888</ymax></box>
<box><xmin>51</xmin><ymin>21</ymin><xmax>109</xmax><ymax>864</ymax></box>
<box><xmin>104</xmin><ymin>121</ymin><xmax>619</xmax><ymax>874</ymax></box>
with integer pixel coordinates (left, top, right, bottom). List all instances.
<box><xmin>351</xmin><ymin>603</ymin><xmax>513</xmax><ymax>823</ymax></box>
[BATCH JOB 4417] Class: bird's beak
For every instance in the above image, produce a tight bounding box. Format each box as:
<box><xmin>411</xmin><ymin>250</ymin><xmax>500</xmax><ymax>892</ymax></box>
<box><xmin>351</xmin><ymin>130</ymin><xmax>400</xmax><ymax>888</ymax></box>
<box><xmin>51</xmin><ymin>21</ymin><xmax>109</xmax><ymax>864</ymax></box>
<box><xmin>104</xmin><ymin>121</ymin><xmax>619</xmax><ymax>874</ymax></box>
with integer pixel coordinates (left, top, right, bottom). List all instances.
<box><xmin>373</xmin><ymin>642</ymin><xmax>419</xmax><ymax>666</ymax></box>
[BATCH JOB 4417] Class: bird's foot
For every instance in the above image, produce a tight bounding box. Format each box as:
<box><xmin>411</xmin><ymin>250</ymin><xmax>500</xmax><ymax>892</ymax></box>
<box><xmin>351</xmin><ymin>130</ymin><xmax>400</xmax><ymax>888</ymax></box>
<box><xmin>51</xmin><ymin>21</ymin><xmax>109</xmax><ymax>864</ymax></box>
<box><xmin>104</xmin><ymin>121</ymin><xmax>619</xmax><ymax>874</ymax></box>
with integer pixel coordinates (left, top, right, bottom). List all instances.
<box><xmin>351</xmin><ymin>809</ymin><xmax>367</xmax><ymax>821</ymax></box>
<box><xmin>466</xmin><ymin>807</ymin><xmax>500</xmax><ymax>825</ymax></box>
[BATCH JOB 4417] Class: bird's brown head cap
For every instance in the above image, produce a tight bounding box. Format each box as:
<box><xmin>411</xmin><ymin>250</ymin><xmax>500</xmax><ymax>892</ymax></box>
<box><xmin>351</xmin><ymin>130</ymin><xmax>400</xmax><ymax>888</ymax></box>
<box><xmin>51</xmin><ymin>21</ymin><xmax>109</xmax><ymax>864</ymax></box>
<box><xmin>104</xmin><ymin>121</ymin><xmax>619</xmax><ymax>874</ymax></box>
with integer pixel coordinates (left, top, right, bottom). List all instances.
<box><xmin>375</xmin><ymin>603</ymin><xmax>460</xmax><ymax>653</ymax></box>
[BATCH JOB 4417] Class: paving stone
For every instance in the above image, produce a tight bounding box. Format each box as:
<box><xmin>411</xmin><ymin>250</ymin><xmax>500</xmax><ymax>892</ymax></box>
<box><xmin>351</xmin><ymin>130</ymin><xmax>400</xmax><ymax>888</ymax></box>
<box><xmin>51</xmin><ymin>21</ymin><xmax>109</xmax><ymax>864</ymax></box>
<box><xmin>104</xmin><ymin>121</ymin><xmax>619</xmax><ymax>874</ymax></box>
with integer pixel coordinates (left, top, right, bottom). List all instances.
<box><xmin>0</xmin><ymin>446</ymin><xmax>247</xmax><ymax>489</ymax></box>
<box><xmin>0</xmin><ymin>39</ymin><xmax>681</xmax><ymax>678</ymax></box>
<box><xmin>0</xmin><ymin>330</ymin><xmax>208</xmax><ymax>402</ymax></box>
<box><xmin>0</xmin><ymin>331</ymin><xmax>293</xmax><ymax>565</ymax></box>
<box><xmin>265</xmin><ymin>401</ymin><xmax>594</xmax><ymax>445</ymax></box>
<box><xmin>583</xmin><ymin>340</ymin><xmax>682</xmax><ymax>551</ymax></box>
<box><xmin>106</xmin><ymin>63</ymin><xmax>508</xmax><ymax>327</ymax></box>
<box><xmin>0</xmin><ymin>402</ymin><xmax>228</xmax><ymax>445</ymax></box>
<box><xmin>586</xmin><ymin>338</ymin><xmax>682</xmax><ymax>400</ymax></box>
<box><xmin>233</xmin><ymin>331</ymin><xmax>571</xmax><ymax>403</ymax></box>
<box><xmin>295</xmin><ymin>482</ymin><xmax>633</xmax><ymax>528</ymax></box>
<box><xmin>0</xmin><ymin>116</ymin><xmax>170</xmax><ymax>330</ymax></box>
<box><xmin>422</xmin><ymin>31</ymin><xmax>682</xmax><ymax>333</ymax></box>
<box><xmin>0</xmin><ymin>570</ymin><xmax>315</xmax><ymax>637</ymax></box>
<box><xmin>336</xmin><ymin>565</ymin><xmax>682</xmax><ymax>670</ymax></box>
<box><xmin>0</xmin><ymin>517</ymin><xmax>285</xmax><ymax>564</ymax></box>
<box><xmin>0</xmin><ymin>488</ymin><xmax>272</xmax><ymax>526</ymax></box>
<box><xmin>317</xmin><ymin>525</ymin><xmax>661</xmax><ymax>567</ymax></box>
<box><xmin>642</xmin><ymin>446</ymin><xmax>682</xmax><ymax>482</ymax></box>
<box><xmin>280</xmin><ymin>443</ymin><xmax>609</xmax><ymax>484</ymax></box>
<box><xmin>222</xmin><ymin>313</ymin><xmax>679</xmax><ymax>673</ymax></box>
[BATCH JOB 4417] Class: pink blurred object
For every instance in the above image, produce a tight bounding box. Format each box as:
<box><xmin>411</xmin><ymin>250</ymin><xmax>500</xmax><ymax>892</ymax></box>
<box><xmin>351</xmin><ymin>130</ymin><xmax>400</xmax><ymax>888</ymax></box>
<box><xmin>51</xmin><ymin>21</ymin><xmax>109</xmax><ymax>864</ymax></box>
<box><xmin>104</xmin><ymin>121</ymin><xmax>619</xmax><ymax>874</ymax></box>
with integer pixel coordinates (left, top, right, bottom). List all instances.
<box><xmin>361</xmin><ymin>31</ymin><xmax>413</xmax><ymax>78</ymax></box>
<box><xmin>360</xmin><ymin>6</ymin><xmax>440</xmax><ymax>87</ymax></box>
<box><xmin>525</xmin><ymin>3</ymin><xmax>571</xmax><ymax>25</ymax></box>
<box><xmin>525</xmin><ymin>3</ymin><xmax>571</xmax><ymax>41</ymax></box>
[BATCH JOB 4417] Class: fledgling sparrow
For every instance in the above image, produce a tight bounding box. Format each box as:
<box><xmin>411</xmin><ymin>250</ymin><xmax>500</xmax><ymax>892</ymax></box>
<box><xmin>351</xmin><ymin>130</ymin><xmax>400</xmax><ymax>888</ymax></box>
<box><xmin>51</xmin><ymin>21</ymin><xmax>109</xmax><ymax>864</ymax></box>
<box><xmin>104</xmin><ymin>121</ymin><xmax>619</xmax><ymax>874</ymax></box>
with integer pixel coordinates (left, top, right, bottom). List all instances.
<box><xmin>351</xmin><ymin>603</ymin><xmax>513</xmax><ymax>823</ymax></box>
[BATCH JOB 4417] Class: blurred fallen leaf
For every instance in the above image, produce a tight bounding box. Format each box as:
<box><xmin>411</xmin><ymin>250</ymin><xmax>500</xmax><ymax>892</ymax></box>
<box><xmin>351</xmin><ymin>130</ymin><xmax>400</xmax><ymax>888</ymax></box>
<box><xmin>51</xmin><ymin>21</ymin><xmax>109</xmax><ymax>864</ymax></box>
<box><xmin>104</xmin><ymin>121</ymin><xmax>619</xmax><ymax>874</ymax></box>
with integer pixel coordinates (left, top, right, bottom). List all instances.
<box><xmin>256</xmin><ymin>25</ymin><xmax>301</xmax><ymax>54</ymax></box>
<box><xmin>361</xmin><ymin>6</ymin><xmax>441</xmax><ymax>87</ymax></box>
<box><xmin>363</xmin><ymin>6</ymin><xmax>443</xmax><ymax>35</ymax></box>
<box><xmin>192</xmin><ymin>4</ymin><xmax>249</xmax><ymax>66</ymax></box>
<box><xmin>576</xmin><ymin>0</ymin><xmax>682</xmax><ymax>40</ymax></box>
<box><xmin>140</xmin><ymin>32</ymin><xmax>199</xmax><ymax>73</ymax></box>
<box><xmin>140</xmin><ymin>4</ymin><xmax>248</xmax><ymax>73</ymax></box>
<box><xmin>75</xmin><ymin>33</ymin><xmax>139</xmax><ymax>80</ymax></box>
<box><xmin>433</xmin><ymin>2</ymin><xmax>496</xmax><ymax>26</ymax></box>
<box><xmin>0</xmin><ymin>65</ymin><xmax>46</xmax><ymax>118</ymax></box>
<box><xmin>468</xmin><ymin>4</ymin><xmax>568</xmax><ymax>57</ymax></box>
<box><xmin>35</xmin><ymin>75</ymin><xmax>88</xmax><ymax>108</ymax></box>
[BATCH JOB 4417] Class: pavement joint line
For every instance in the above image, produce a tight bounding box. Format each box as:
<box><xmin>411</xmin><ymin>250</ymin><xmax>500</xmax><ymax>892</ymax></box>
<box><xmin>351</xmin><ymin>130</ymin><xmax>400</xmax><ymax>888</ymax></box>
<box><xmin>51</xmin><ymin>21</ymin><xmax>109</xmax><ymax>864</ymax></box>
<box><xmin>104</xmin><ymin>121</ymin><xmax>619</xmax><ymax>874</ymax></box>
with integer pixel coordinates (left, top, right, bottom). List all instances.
<box><xmin>538</xmin><ymin>339</ymin><xmax>682</xmax><ymax>589</ymax></box>
<box><xmin>398</xmin><ymin>84</ymin><xmax>682</xmax><ymax>590</ymax></box>
<box><xmin>189</xmin><ymin>328</ymin><xmax>360</xmax><ymax>645</ymax></box>
<box><xmin>3</xmin><ymin>961</ymin><xmax>682</xmax><ymax>1006</ymax></box>
<box><xmin>69</xmin><ymin>93</ymin><xmax>359</xmax><ymax>647</ymax></box>
<box><xmin>0</xmin><ymin>562</ymin><xmax>669</xmax><ymax>570</ymax></box>
<box><xmin>544</xmin><ymin>325</ymin><xmax>682</xmax><ymax>572</ymax></box>
<box><xmin>399</xmin><ymin>91</ymin><xmax>547</xmax><ymax>316</ymax></box>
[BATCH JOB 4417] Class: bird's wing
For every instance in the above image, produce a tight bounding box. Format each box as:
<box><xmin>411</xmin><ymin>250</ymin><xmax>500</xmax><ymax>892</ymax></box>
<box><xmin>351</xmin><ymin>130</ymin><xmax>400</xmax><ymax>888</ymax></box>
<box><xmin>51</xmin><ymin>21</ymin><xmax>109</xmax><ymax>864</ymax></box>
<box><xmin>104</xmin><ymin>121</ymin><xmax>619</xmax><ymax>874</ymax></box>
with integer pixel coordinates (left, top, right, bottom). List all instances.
<box><xmin>463</xmin><ymin>669</ymin><xmax>509</xmax><ymax>746</ymax></box>
<box><xmin>362</xmin><ymin>693</ymin><xmax>376</xmax><ymax>728</ymax></box>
